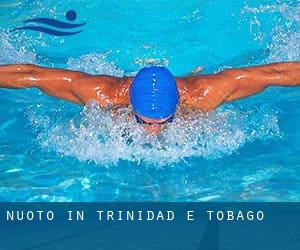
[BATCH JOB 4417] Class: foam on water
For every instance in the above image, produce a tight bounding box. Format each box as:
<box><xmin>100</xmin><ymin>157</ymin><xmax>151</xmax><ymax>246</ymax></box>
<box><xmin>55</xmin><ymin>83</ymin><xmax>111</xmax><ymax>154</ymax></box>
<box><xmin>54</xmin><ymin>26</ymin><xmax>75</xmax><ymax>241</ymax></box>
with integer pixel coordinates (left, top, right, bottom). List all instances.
<box><xmin>0</xmin><ymin>31</ymin><xmax>36</xmax><ymax>64</ymax></box>
<box><xmin>67</xmin><ymin>51</ymin><xmax>124</xmax><ymax>77</ymax></box>
<box><xmin>242</xmin><ymin>2</ymin><xmax>300</xmax><ymax>62</ymax></box>
<box><xmin>268</xmin><ymin>4</ymin><xmax>300</xmax><ymax>62</ymax></box>
<box><xmin>26</xmin><ymin>101</ymin><xmax>281</xmax><ymax>166</ymax></box>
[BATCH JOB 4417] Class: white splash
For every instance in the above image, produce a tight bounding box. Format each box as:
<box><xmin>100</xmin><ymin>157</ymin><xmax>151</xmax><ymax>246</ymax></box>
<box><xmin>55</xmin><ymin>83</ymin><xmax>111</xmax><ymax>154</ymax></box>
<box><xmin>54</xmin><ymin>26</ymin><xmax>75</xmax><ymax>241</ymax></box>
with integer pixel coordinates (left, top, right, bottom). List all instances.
<box><xmin>0</xmin><ymin>31</ymin><xmax>36</xmax><ymax>64</ymax></box>
<box><xmin>268</xmin><ymin>5</ymin><xmax>300</xmax><ymax>62</ymax></box>
<box><xmin>26</xmin><ymin>101</ymin><xmax>281</xmax><ymax>167</ymax></box>
<box><xmin>67</xmin><ymin>51</ymin><xmax>124</xmax><ymax>76</ymax></box>
<box><xmin>242</xmin><ymin>2</ymin><xmax>300</xmax><ymax>62</ymax></box>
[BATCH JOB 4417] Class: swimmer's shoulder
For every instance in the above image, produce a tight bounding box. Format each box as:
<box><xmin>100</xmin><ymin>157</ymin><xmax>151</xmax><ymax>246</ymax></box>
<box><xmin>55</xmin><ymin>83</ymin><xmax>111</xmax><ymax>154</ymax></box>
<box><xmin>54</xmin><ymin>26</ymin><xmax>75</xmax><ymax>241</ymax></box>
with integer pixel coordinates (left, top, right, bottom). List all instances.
<box><xmin>176</xmin><ymin>73</ymin><xmax>237</xmax><ymax>112</ymax></box>
<box><xmin>72</xmin><ymin>75</ymin><xmax>132</xmax><ymax>106</ymax></box>
<box><xmin>176</xmin><ymin>75</ymin><xmax>212</xmax><ymax>106</ymax></box>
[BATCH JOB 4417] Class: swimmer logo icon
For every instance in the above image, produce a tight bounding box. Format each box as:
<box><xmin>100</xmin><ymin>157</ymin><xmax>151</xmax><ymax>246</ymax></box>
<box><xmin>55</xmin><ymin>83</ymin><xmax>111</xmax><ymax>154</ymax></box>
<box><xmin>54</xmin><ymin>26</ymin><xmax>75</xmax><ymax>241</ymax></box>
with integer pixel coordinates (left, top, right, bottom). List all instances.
<box><xmin>10</xmin><ymin>10</ymin><xmax>85</xmax><ymax>36</ymax></box>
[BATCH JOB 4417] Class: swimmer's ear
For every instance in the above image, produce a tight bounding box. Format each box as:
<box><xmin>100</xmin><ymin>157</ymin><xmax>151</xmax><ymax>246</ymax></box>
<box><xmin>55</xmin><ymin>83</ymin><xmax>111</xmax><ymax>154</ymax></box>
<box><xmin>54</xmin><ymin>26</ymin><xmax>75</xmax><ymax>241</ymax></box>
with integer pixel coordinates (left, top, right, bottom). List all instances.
<box><xmin>190</xmin><ymin>65</ymin><xmax>204</xmax><ymax>76</ymax></box>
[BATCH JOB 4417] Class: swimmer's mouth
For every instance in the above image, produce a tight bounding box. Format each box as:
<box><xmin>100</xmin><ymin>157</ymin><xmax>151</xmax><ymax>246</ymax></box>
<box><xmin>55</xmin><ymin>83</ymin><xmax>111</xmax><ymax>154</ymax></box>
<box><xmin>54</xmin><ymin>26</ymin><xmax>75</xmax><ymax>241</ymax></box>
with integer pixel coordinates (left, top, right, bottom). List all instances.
<box><xmin>134</xmin><ymin>115</ymin><xmax>174</xmax><ymax>125</ymax></box>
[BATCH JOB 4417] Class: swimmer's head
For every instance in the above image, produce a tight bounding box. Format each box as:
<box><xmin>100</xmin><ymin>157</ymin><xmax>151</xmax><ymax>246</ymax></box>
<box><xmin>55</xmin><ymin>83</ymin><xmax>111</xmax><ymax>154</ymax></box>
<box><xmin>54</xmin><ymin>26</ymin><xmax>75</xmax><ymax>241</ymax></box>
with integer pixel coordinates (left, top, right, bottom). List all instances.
<box><xmin>129</xmin><ymin>66</ymin><xmax>179</xmax><ymax>130</ymax></box>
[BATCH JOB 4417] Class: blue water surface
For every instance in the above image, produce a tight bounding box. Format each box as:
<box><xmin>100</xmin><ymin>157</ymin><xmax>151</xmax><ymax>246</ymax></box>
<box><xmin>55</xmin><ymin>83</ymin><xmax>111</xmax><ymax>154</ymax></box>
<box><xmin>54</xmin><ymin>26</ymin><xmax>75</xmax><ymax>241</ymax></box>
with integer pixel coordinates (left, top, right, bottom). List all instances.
<box><xmin>0</xmin><ymin>0</ymin><xmax>299</xmax><ymax>201</ymax></box>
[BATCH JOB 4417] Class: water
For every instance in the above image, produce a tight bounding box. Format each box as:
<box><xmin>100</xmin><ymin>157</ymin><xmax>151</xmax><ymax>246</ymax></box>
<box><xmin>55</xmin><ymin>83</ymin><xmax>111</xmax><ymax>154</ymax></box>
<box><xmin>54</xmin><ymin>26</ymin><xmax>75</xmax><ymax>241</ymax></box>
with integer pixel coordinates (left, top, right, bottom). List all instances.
<box><xmin>0</xmin><ymin>0</ymin><xmax>299</xmax><ymax>201</ymax></box>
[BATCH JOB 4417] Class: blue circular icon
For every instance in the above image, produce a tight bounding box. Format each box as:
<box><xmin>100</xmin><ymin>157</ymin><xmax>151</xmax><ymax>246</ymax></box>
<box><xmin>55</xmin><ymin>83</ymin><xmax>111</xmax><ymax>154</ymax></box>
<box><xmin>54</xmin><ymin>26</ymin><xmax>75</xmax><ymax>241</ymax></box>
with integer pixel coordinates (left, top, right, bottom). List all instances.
<box><xmin>66</xmin><ymin>10</ymin><xmax>76</xmax><ymax>21</ymax></box>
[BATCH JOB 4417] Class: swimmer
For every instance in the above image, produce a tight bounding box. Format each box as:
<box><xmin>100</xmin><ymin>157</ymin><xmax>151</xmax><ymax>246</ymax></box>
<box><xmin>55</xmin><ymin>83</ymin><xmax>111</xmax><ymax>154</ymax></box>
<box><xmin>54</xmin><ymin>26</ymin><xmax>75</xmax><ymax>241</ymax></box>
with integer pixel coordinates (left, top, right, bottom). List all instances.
<box><xmin>0</xmin><ymin>62</ymin><xmax>300</xmax><ymax>134</ymax></box>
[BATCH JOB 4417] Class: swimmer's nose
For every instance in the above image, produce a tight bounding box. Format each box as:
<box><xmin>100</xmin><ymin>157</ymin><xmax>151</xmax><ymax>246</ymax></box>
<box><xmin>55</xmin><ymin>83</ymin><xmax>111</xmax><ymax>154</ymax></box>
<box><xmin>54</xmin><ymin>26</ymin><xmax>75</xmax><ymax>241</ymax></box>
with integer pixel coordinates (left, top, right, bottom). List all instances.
<box><xmin>143</xmin><ymin>124</ymin><xmax>163</xmax><ymax>135</ymax></box>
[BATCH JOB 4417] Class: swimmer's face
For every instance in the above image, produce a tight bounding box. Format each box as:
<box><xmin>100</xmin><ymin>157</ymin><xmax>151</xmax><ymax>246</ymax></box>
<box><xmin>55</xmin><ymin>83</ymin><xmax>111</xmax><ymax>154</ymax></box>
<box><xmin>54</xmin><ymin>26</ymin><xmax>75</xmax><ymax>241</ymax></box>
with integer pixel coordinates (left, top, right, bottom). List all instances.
<box><xmin>135</xmin><ymin>114</ymin><xmax>171</xmax><ymax>135</ymax></box>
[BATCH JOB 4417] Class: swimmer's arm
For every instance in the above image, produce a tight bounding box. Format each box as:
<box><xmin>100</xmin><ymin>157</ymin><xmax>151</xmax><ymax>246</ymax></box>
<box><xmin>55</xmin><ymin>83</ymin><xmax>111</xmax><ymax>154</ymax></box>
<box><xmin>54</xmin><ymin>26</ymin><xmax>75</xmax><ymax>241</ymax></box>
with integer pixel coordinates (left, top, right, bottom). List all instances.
<box><xmin>182</xmin><ymin>62</ymin><xmax>300</xmax><ymax>111</ymax></box>
<box><xmin>0</xmin><ymin>64</ymin><xmax>129</xmax><ymax>105</ymax></box>
<box><xmin>224</xmin><ymin>62</ymin><xmax>300</xmax><ymax>101</ymax></box>
<box><xmin>0</xmin><ymin>64</ymin><xmax>89</xmax><ymax>103</ymax></box>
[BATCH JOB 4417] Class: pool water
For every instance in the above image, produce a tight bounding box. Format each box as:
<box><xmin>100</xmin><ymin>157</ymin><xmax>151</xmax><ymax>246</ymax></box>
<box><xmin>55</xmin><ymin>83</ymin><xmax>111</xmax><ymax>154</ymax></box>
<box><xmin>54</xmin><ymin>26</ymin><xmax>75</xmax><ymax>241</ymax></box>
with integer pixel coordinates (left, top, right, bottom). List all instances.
<box><xmin>0</xmin><ymin>0</ymin><xmax>299</xmax><ymax>201</ymax></box>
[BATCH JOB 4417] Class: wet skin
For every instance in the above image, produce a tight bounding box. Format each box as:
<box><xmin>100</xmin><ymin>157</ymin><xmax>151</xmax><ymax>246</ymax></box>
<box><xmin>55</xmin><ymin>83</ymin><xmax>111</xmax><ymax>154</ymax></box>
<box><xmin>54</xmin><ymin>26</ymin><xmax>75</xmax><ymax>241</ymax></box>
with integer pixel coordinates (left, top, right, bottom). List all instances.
<box><xmin>0</xmin><ymin>62</ymin><xmax>300</xmax><ymax>133</ymax></box>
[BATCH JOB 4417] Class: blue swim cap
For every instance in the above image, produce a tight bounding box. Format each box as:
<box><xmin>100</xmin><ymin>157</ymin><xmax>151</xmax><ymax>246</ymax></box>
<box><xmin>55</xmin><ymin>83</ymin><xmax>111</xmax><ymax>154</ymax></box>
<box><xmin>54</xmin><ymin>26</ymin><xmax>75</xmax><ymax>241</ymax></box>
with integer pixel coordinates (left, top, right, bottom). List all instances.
<box><xmin>130</xmin><ymin>66</ymin><xmax>179</xmax><ymax>120</ymax></box>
